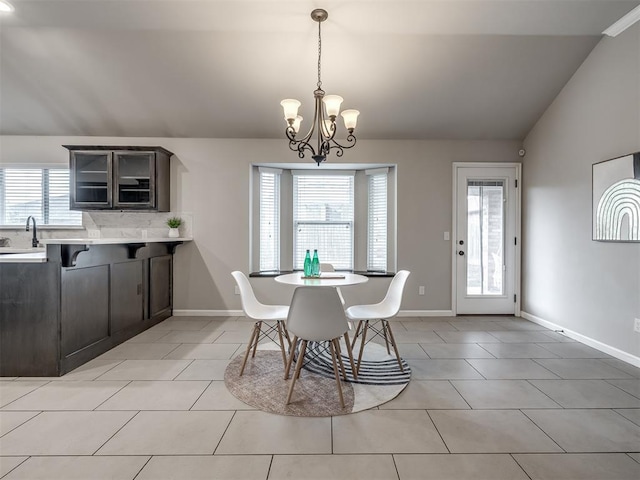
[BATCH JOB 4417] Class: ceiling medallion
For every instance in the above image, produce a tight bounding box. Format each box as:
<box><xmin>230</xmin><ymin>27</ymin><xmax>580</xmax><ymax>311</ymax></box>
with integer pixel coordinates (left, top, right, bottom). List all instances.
<box><xmin>280</xmin><ymin>9</ymin><xmax>360</xmax><ymax>166</ymax></box>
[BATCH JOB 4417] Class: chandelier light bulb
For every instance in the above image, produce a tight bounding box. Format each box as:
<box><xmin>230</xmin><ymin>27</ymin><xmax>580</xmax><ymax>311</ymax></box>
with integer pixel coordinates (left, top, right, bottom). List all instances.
<box><xmin>322</xmin><ymin>95</ymin><xmax>343</xmax><ymax>119</ymax></box>
<box><xmin>292</xmin><ymin>115</ymin><xmax>303</xmax><ymax>134</ymax></box>
<box><xmin>341</xmin><ymin>109</ymin><xmax>360</xmax><ymax>132</ymax></box>
<box><xmin>280</xmin><ymin>99</ymin><xmax>301</xmax><ymax>122</ymax></box>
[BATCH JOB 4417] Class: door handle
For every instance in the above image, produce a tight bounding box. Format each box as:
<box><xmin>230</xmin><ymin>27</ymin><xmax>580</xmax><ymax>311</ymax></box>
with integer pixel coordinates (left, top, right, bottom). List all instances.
<box><xmin>458</xmin><ymin>251</ymin><xmax>464</xmax><ymax>256</ymax></box>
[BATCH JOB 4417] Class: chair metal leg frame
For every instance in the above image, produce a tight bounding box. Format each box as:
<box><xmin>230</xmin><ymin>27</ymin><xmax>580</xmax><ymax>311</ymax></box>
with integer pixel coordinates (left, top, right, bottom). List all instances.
<box><xmin>240</xmin><ymin>320</ymin><xmax>290</xmax><ymax>376</ymax></box>
<box><xmin>352</xmin><ymin>318</ymin><xmax>404</xmax><ymax>374</ymax></box>
<box><xmin>286</xmin><ymin>338</ymin><xmax>345</xmax><ymax>408</ymax></box>
<box><xmin>284</xmin><ymin>335</ymin><xmax>359</xmax><ymax>381</ymax></box>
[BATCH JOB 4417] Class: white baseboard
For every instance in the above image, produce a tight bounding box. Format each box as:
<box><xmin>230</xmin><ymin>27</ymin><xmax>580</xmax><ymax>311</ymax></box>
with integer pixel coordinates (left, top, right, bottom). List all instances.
<box><xmin>173</xmin><ymin>309</ymin><xmax>453</xmax><ymax>318</ymax></box>
<box><xmin>521</xmin><ymin>310</ymin><xmax>640</xmax><ymax>368</ymax></box>
<box><xmin>172</xmin><ymin>309</ymin><xmax>243</xmax><ymax>317</ymax></box>
<box><xmin>398</xmin><ymin>310</ymin><xmax>454</xmax><ymax>317</ymax></box>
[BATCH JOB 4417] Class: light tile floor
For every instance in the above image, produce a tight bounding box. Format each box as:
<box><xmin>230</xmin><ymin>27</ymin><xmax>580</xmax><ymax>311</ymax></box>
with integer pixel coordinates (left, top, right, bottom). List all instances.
<box><xmin>0</xmin><ymin>315</ymin><xmax>639</xmax><ymax>479</ymax></box>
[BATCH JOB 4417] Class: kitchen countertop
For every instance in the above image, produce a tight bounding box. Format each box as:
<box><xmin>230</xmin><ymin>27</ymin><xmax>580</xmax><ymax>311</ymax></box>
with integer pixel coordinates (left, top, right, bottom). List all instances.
<box><xmin>0</xmin><ymin>238</ymin><xmax>192</xmax><ymax>263</ymax></box>
<box><xmin>40</xmin><ymin>237</ymin><xmax>192</xmax><ymax>245</ymax></box>
<box><xmin>0</xmin><ymin>247</ymin><xmax>46</xmax><ymax>254</ymax></box>
<box><xmin>0</xmin><ymin>252</ymin><xmax>48</xmax><ymax>263</ymax></box>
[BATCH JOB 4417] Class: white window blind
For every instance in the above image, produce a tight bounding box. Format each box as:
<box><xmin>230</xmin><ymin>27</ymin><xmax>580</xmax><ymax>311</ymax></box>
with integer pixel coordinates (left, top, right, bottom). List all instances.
<box><xmin>259</xmin><ymin>169</ymin><xmax>280</xmax><ymax>271</ymax></box>
<box><xmin>0</xmin><ymin>168</ymin><xmax>82</xmax><ymax>226</ymax></box>
<box><xmin>367</xmin><ymin>171</ymin><xmax>388</xmax><ymax>271</ymax></box>
<box><xmin>293</xmin><ymin>173</ymin><xmax>354</xmax><ymax>270</ymax></box>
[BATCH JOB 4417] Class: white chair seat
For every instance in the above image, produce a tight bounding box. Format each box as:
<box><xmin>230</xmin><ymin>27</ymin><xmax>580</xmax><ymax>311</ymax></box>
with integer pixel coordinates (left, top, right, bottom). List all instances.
<box><xmin>251</xmin><ymin>304</ymin><xmax>289</xmax><ymax>321</ymax></box>
<box><xmin>346</xmin><ymin>303</ymin><xmax>397</xmax><ymax>321</ymax></box>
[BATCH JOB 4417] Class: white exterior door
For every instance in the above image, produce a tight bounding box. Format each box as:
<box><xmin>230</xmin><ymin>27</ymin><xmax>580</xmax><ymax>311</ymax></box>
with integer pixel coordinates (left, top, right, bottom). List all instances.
<box><xmin>453</xmin><ymin>164</ymin><xmax>521</xmax><ymax>315</ymax></box>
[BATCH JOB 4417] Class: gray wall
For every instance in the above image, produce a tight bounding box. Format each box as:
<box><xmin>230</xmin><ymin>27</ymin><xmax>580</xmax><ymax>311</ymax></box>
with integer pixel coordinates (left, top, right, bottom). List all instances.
<box><xmin>1</xmin><ymin>136</ymin><xmax>520</xmax><ymax>312</ymax></box>
<box><xmin>522</xmin><ymin>24</ymin><xmax>640</xmax><ymax>357</ymax></box>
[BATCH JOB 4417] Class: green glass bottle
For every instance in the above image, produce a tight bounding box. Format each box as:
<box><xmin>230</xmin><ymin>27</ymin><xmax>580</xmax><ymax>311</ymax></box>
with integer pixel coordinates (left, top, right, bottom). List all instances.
<box><xmin>303</xmin><ymin>249</ymin><xmax>312</xmax><ymax>277</ymax></box>
<box><xmin>311</xmin><ymin>249</ymin><xmax>320</xmax><ymax>277</ymax></box>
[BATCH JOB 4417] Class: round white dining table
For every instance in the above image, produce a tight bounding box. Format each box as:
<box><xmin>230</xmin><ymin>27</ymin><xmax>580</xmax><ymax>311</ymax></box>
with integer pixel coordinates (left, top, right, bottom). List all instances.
<box><xmin>274</xmin><ymin>272</ymin><xmax>368</xmax><ymax>287</ymax></box>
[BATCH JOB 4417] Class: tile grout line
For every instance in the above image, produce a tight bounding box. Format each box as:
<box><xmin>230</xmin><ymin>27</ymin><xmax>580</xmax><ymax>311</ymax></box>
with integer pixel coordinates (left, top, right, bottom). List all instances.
<box><xmin>90</xmin><ymin>410</ymin><xmax>142</xmax><ymax>456</ymax></box>
<box><xmin>390</xmin><ymin>453</ymin><xmax>401</xmax><ymax>480</ymax></box>
<box><xmin>518</xmin><ymin>409</ymin><xmax>566</xmax><ymax>453</ymax></box>
<box><xmin>92</xmin><ymin>380</ymin><xmax>133</xmax><ymax>411</ymax></box>
<box><xmin>509</xmin><ymin>453</ymin><xmax>534</xmax><ymax>480</ymax></box>
<box><xmin>524</xmin><ymin>379</ymin><xmax>564</xmax><ymax>409</ymax></box>
<box><xmin>211</xmin><ymin>409</ymin><xmax>237</xmax><ymax>455</ymax></box>
<box><xmin>425</xmin><ymin>409</ymin><xmax>451</xmax><ymax>454</ymax></box>
<box><xmin>131</xmin><ymin>455</ymin><xmax>153</xmax><ymax>480</ymax></box>
<box><xmin>187</xmin><ymin>380</ymin><xmax>213</xmax><ymax>410</ymax></box>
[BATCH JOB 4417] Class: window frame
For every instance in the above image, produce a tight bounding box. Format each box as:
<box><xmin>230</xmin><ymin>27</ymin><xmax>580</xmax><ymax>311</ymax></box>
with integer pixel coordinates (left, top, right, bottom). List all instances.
<box><xmin>251</xmin><ymin>164</ymin><xmax>396</xmax><ymax>273</ymax></box>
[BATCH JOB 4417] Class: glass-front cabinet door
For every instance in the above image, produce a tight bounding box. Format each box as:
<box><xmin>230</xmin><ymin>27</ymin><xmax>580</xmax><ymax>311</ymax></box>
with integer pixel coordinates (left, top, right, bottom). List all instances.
<box><xmin>70</xmin><ymin>151</ymin><xmax>112</xmax><ymax>208</ymax></box>
<box><xmin>113</xmin><ymin>151</ymin><xmax>155</xmax><ymax>209</ymax></box>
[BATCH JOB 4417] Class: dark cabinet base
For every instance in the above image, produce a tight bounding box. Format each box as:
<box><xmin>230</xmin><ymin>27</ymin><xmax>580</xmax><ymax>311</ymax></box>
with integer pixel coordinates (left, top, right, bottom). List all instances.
<box><xmin>0</xmin><ymin>242</ymin><xmax>178</xmax><ymax>377</ymax></box>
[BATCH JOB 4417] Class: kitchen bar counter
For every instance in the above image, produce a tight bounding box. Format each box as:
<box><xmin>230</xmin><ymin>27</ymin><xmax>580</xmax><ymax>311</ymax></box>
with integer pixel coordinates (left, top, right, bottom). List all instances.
<box><xmin>40</xmin><ymin>237</ymin><xmax>192</xmax><ymax>245</ymax></box>
<box><xmin>0</xmin><ymin>238</ymin><xmax>190</xmax><ymax>376</ymax></box>
<box><xmin>0</xmin><ymin>252</ymin><xmax>47</xmax><ymax>263</ymax></box>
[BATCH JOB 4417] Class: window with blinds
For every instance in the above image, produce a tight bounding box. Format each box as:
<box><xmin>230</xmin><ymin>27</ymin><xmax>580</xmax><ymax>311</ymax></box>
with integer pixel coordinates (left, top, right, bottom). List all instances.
<box><xmin>293</xmin><ymin>173</ymin><xmax>354</xmax><ymax>270</ymax></box>
<box><xmin>368</xmin><ymin>170</ymin><xmax>388</xmax><ymax>271</ymax></box>
<box><xmin>0</xmin><ymin>168</ymin><xmax>82</xmax><ymax>226</ymax></box>
<box><xmin>259</xmin><ymin>169</ymin><xmax>280</xmax><ymax>271</ymax></box>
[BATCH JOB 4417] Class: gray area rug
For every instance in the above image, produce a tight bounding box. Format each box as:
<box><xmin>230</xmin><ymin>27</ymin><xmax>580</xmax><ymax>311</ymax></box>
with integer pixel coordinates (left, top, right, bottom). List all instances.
<box><xmin>224</xmin><ymin>342</ymin><xmax>410</xmax><ymax>417</ymax></box>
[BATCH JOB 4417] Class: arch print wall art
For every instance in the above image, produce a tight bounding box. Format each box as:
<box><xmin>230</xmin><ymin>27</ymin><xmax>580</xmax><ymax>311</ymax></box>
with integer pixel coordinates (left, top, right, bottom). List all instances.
<box><xmin>592</xmin><ymin>152</ymin><xmax>640</xmax><ymax>242</ymax></box>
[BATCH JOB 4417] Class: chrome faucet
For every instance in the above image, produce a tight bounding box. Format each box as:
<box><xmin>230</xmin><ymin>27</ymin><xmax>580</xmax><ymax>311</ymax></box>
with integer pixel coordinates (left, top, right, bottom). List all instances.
<box><xmin>25</xmin><ymin>216</ymin><xmax>39</xmax><ymax>248</ymax></box>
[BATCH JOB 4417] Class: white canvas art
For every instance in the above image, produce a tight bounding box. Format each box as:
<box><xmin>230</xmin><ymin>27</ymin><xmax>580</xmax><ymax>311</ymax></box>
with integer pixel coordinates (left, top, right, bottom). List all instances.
<box><xmin>593</xmin><ymin>152</ymin><xmax>640</xmax><ymax>242</ymax></box>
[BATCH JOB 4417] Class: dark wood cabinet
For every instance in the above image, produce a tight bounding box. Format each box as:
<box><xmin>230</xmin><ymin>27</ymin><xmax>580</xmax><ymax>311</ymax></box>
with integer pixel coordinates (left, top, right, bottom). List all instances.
<box><xmin>0</xmin><ymin>241</ymin><xmax>181</xmax><ymax>376</ymax></box>
<box><xmin>111</xmin><ymin>260</ymin><xmax>144</xmax><ymax>334</ymax></box>
<box><xmin>149</xmin><ymin>255</ymin><xmax>172</xmax><ymax>320</ymax></box>
<box><xmin>65</xmin><ymin>146</ymin><xmax>172</xmax><ymax>212</ymax></box>
<box><xmin>61</xmin><ymin>265</ymin><xmax>110</xmax><ymax>357</ymax></box>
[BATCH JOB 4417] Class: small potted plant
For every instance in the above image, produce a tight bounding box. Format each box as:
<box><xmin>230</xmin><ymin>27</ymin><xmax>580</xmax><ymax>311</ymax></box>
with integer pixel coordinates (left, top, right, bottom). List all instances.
<box><xmin>166</xmin><ymin>217</ymin><xmax>182</xmax><ymax>238</ymax></box>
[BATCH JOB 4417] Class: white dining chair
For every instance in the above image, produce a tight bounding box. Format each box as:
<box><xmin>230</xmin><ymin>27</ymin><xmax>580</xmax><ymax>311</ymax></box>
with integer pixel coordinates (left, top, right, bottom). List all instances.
<box><xmin>320</xmin><ymin>263</ymin><xmax>346</xmax><ymax>305</ymax></box>
<box><xmin>346</xmin><ymin>270</ymin><xmax>410</xmax><ymax>374</ymax></box>
<box><xmin>284</xmin><ymin>286</ymin><xmax>357</xmax><ymax>408</ymax></box>
<box><xmin>231</xmin><ymin>271</ymin><xmax>291</xmax><ymax>375</ymax></box>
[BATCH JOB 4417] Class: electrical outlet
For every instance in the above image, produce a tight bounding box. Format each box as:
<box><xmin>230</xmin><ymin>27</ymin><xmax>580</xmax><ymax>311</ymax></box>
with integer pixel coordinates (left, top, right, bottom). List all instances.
<box><xmin>234</xmin><ymin>285</ymin><xmax>241</xmax><ymax>295</ymax></box>
<box><xmin>418</xmin><ymin>286</ymin><xmax>425</xmax><ymax>295</ymax></box>
<box><xmin>444</xmin><ymin>231</ymin><xmax>450</xmax><ymax>241</ymax></box>
<box><xmin>141</xmin><ymin>229</ymin><xmax>148</xmax><ymax>239</ymax></box>
<box><xmin>87</xmin><ymin>229</ymin><xmax>100</xmax><ymax>238</ymax></box>
<box><xmin>634</xmin><ymin>318</ymin><xmax>640</xmax><ymax>333</ymax></box>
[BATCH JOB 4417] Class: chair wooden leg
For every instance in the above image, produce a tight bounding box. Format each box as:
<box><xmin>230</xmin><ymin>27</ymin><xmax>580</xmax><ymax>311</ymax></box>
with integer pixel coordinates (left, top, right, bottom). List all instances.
<box><xmin>251</xmin><ymin>321</ymin><xmax>262</xmax><ymax>358</ymax></box>
<box><xmin>284</xmin><ymin>335</ymin><xmax>298</xmax><ymax>380</ymax></box>
<box><xmin>329</xmin><ymin>339</ymin><xmax>345</xmax><ymax>408</ymax></box>
<box><xmin>384</xmin><ymin>320</ymin><xmax>404</xmax><ymax>372</ymax></box>
<box><xmin>281</xmin><ymin>322</ymin><xmax>292</xmax><ymax>349</ymax></box>
<box><xmin>276</xmin><ymin>320</ymin><xmax>287</xmax><ymax>368</ymax></box>
<box><xmin>239</xmin><ymin>323</ymin><xmax>259</xmax><ymax>376</ymax></box>
<box><xmin>343</xmin><ymin>331</ymin><xmax>358</xmax><ymax>380</ymax></box>
<box><xmin>381</xmin><ymin>319</ymin><xmax>391</xmax><ymax>354</ymax></box>
<box><xmin>286</xmin><ymin>340</ymin><xmax>307</xmax><ymax>405</ymax></box>
<box><xmin>334</xmin><ymin>339</ymin><xmax>348</xmax><ymax>381</ymax></box>
<box><xmin>356</xmin><ymin>320</ymin><xmax>369</xmax><ymax>376</ymax></box>
<box><xmin>351</xmin><ymin>321</ymin><xmax>363</xmax><ymax>349</ymax></box>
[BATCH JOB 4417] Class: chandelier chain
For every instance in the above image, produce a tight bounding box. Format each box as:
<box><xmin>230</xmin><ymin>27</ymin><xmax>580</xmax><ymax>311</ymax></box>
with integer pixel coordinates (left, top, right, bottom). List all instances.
<box><xmin>317</xmin><ymin>20</ymin><xmax>322</xmax><ymax>89</ymax></box>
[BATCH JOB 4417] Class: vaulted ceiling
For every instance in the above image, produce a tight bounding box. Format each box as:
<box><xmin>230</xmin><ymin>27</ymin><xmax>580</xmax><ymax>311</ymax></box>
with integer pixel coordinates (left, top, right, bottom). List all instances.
<box><xmin>1</xmin><ymin>1</ymin><xmax>637</xmax><ymax>140</ymax></box>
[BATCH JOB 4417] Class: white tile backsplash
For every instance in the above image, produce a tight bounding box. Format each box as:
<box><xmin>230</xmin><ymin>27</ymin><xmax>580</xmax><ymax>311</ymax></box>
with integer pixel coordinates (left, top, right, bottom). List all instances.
<box><xmin>0</xmin><ymin>212</ymin><xmax>192</xmax><ymax>248</ymax></box>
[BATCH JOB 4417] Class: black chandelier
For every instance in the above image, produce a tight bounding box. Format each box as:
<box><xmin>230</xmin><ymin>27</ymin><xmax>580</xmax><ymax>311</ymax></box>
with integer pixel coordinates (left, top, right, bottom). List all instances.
<box><xmin>280</xmin><ymin>9</ymin><xmax>360</xmax><ymax>166</ymax></box>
